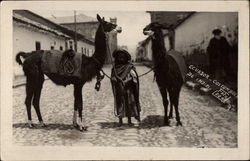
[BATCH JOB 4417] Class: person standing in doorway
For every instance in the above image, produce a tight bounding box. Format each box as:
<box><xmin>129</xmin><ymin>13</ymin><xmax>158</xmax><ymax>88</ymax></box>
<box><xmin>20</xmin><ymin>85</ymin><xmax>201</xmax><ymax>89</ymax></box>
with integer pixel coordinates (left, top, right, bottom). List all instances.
<box><xmin>207</xmin><ymin>28</ymin><xmax>231</xmax><ymax>82</ymax></box>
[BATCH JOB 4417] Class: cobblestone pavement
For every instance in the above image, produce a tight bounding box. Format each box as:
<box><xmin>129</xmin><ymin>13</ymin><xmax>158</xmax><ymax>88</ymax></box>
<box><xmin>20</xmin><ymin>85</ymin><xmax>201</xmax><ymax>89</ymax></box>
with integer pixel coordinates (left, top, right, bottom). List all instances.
<box><xmin>13</xmin><ymin>66</ymin><xmax>237</xmax><ymax>147</ymax></box>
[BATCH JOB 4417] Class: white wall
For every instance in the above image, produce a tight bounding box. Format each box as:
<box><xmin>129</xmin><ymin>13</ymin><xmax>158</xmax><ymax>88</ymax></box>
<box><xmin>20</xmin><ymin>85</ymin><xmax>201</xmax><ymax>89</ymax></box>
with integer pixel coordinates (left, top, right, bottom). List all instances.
<box><xmin>146</xmin><ymin>40</ymin><xmax>152</xmax><ymax>60</ymax></box>
<box><xmin>13</xmin><ymin>22</ymin><xmax>95</xmax><ymax>77</ymax></box>
<box><xmin>13</xmin><ymin>22</ymin><xmax>66</xmax><ymax>53</ymax></box>
<box><xmin>175</xmin><ymin>12</ymin><xmax>238</xmax><ymax>56</ymax></box>
<box><xmin>77</xmin><ymin>41</ymin><xmax>95</xmax><ymax>56</ymax></box>
<box><xmin>164</xmin><ymin>36</ymin><xmax>170</xmax><ymax>51</ymax></box>
<box><xmin>13</xmin><ymin>22</ymin><xmax>68</xmax><ymax>77</ymax></box>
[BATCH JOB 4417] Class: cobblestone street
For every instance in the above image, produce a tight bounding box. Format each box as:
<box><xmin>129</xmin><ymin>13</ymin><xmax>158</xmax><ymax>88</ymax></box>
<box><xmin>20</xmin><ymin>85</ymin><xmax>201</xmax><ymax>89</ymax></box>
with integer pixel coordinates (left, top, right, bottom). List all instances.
<box><xmin>13</xmin><ymin>66</ymin><xmax>237</xmax><ymax>147</ymax></box>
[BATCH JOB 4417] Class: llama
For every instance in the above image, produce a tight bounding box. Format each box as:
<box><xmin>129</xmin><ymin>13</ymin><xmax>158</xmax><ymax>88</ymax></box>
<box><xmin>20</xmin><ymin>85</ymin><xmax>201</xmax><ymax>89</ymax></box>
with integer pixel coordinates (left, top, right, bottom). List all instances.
<box><xmin>143</xmin><ymin>22</ymin><xmax>185</xmax><ymax>126</ymax></box>
<box><xmin>15</xmin><ymin>14</ymin><xmax>122</xmax><ymax>131</ymax></box>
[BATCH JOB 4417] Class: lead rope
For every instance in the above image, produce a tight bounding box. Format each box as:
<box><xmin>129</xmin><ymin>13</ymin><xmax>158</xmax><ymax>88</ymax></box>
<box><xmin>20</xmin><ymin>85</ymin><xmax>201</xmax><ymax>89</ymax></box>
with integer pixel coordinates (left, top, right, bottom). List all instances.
<box><xmin>105</xmin><ymin>33</ymin><xmax>120</xmax><ymax>117</ymax></box>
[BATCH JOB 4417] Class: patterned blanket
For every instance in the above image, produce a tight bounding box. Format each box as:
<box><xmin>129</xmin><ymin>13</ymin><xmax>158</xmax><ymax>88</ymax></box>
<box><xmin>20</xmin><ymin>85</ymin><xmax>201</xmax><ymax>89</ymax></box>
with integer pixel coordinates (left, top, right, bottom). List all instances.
<box><xmin>41</xmin><ymin>50</ymin><xmax>82</xmax><ymax>78</ymax></box>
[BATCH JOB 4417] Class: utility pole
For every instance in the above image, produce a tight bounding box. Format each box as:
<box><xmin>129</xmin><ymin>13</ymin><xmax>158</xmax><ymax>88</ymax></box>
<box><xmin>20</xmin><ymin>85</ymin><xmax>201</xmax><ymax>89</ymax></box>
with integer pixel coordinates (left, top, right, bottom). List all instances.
<box><xmin>74</xmin><ymin>10</ymin><xmax>77</xmax><ymax>52</ymax></box>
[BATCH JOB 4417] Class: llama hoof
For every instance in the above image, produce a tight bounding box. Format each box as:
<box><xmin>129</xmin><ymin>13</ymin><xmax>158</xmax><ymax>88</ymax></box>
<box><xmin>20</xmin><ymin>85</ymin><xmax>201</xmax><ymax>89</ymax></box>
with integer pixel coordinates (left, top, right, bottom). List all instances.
<box><xmin>28</xmin><ymin>123</ymin><xmax>35</xmax><ymax>128</ymax></box>
<box><xmin>118</xmin><ymin>123</ymin><xmax>123</xmax><ymax>127</ymax></box>
<box><xmin>75</xmin><ymin>124</ymin><xmax>87</xmax><ymax>132</ymax></box>
<box><xmin>79</xmin><ymin>126</ymin><xmax>88</xmax><ymax>132</ymax></box>
<box><xmin>128</xmin><ymin>123</ymin><xmax>134</xmax><ymax>127</ymax></box>
<box><xmin>28</xmin><ymin>121</ymin><xmax>34</xmax><ymax>128</ymax></box>
<box><xmin>176</xmin><ymin>121</ymin><xmax>183</xmax><ymax>126</ymax></box>
<box><xmin>39</xmin><ymin>121</ymin><xmax>47</xmax><ymax>127</ymax></box>
<box><xmin>73</xmin><ymin>124</ymin><xmax>79</xmax><ymax>130</ymax></box>
<box><xmin>40</xmin><ymin>123</ymin><xmax>47</xmax><ymax>127</ymax></box>
<box><xmin>73</xmin><ymin>123</ymin><xmax>78</xmax><ymax>128</ymax></box>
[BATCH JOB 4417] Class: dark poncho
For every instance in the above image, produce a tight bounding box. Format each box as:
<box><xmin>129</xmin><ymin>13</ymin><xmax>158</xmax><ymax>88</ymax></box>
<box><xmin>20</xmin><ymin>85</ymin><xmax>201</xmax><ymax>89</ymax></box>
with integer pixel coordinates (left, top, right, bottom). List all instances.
<box><xmin>111</xmin><ymin>62</ymin><xmax>141</xmax><ymax>118</ymax></box>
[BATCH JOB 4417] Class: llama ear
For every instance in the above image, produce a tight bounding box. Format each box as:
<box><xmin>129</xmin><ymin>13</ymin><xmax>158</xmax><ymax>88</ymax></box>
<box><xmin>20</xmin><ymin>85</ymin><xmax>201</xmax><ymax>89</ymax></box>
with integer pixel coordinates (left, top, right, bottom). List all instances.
<box><xmin>102</xmin><ymin>17</ymin><xmax>105</xmax><ymax>21</ymax></box>
<box><xmin>97</xmin><ymin>14</ymin><xmax>102</xmax><ymax>22</ymax></box>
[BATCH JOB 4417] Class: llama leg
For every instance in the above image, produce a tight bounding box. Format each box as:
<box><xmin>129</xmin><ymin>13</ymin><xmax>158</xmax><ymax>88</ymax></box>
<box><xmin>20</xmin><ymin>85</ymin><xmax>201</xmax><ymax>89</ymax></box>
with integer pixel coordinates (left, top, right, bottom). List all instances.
<box><xmin>74</xmin><ymin>84</ymin><xmax>86</xmax><ymax>131</ymax></box>
<box><xmin>73</xmin><ymin>110</ymin><xmax>78</xmax><ymax>127</ymax></box>
<box><xmin>159</xmin><ymin>88</ymin><xmax>170</xmax><ymax>126</ymax></box>
<box><xmin>25</xmin><ymin>80</ymin><xmax>34</xmax><ymax>128</ymax></box>
<box><xmin>73</xmin><ymin>93</ymin><xmax>78</xmax><ymax>127</ymax></box>
<box><xmin>169</xmin><ymin>90</ymin><xmax>174</xmax><ymax>119</ymax></box>
<box><xmin>173</xmin><ymin>91</ymin><xmax>182</xmax><ymax>126</ymax></box>
<box><xmin>169</xmin><ymin>102</ymin><xmax>174</xmax><ymax>119</ymax></box>
<box><xmin>33</xmin><ymin>77</ymin><xmax>45</xmax><ymax>127</ymax></box>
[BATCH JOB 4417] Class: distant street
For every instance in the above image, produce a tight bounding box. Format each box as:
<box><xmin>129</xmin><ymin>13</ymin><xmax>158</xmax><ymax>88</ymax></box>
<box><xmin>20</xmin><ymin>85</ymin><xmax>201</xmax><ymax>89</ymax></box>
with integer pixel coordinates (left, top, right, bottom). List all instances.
<box><xmin>13</xmin><ymin>65</ymin><xmax>237</xmax><ymax>147</ymax></box>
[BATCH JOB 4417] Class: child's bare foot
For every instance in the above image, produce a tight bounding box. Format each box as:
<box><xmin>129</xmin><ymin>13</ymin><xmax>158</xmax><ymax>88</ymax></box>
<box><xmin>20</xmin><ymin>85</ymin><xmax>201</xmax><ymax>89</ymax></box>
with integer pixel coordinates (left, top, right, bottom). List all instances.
<box><xmin>118</xmin><ymin>118</ymin><xmax>123</xmax><ymax>127</ymax></box>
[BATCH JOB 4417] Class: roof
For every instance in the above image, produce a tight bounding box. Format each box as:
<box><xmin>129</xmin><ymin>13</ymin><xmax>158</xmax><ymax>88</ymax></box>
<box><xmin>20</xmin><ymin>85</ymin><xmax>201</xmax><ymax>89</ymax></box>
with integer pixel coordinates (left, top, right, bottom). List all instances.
<box><xmin>147</xmin><ymin>11</ymin><xmax>192</xmax><ymax>25</ymax></box>
<box><xmin>13</xmin><ymin>15</ymin><xmax>70</xmax><ymax>39</ymax></box>
<box><xmin>138</xmin><ymin>12</ymin><xmax>195</xmax><ymax>46</ymax></box>
<box><xmin>60</xmin><ymin>21</ymin><xmax>99</xmax><ymax>26</ymax></box>
<box><xmin>172</xmin><ymin>12</ymin><xmax>196</xmax><ymax>29</ymax></box>
<box><xmin>48</xmin><ymin>14</ymin><xmax>96</xmax><ymax>24</ymax></box>
<box><xmin>13</xmin><ymin>10</ymin><xmax>94</xmax><ymax>45</ymax></box>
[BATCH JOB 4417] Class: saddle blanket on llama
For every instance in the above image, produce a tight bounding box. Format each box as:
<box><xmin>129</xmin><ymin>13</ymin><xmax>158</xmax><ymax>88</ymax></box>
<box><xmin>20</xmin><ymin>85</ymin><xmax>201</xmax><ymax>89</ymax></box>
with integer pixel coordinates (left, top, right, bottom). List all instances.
<box><xmin>41</xmin><ymin>50</ymin><xmax>82</xmax><ymax>78</ymax></box>
<box><xmin>167</xmin><ymin>49</ymin><xmax>187</xmax><ymax>82</ymax></box>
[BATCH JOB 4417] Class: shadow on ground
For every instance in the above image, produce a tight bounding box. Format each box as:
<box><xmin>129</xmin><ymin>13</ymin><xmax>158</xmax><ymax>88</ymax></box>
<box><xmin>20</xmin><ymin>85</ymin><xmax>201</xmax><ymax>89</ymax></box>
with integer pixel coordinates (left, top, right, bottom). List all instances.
<box><xmin>138</xmin><ymin>115</ymin><xmax>165</xmax><ymax>129</ymax></box>
<box><xmin>14</xmin><ymin>115</ymin><xmax>167</xmax><ymax>131</ymax></box>
<box><xmin>99</xmin><ymin>115</ymin><xmax>166</xmax><ymax>130</ymax></box>
<box><xmin>13</xmin><ymin>123</ymin><xmax>76</xmax><ymax>131</ymax></box>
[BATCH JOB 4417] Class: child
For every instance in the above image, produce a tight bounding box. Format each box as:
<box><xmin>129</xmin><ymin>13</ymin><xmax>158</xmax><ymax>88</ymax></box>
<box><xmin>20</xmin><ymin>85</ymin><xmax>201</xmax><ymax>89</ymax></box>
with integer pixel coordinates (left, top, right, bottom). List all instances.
<box><xmin>111</xmin><ymin>49</ymin><xmax>141</xmax><ymax>126</ymax></box>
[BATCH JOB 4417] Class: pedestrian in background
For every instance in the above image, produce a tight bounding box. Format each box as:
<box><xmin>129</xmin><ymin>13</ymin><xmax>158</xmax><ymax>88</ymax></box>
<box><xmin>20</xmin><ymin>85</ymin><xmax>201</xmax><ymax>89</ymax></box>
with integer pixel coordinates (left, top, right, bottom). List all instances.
<box><xmin>111</xmin><ymin>49</ymin><xmax>141</xmax><ymax>127</ymax></box>
<box><xmin>207</xmin><ymin>28</ymin><xmax>231</xmax><ymax>82</ymax></box>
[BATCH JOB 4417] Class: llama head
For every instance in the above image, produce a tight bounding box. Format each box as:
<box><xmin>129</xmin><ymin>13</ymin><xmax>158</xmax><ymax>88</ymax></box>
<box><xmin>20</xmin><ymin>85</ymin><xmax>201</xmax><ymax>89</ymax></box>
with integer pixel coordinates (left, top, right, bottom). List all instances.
<box><xmin>97</xmin><ymin>14</ymin><xmax>122</xmax><ymax>33</ymax></box>
<box><xmin>143</xmin><ymin>22</ymin><xmax>170</xmax><ymax>36</ymax></box>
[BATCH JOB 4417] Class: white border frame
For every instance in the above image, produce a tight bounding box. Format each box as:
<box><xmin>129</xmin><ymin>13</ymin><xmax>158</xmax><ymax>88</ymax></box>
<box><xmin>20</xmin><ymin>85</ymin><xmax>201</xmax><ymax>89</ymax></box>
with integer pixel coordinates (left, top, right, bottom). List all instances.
<box><xmin>1</xmin><ymin>1</ymin><xmax>249</xmax><ymax>160</ymax></box>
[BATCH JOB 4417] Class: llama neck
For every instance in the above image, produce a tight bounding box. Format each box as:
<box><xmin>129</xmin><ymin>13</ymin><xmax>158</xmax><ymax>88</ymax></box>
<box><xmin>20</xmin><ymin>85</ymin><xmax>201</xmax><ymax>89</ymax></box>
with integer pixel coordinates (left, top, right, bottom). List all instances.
<box><xmin>151</xmin><ymin>30</ymin><xmax>167</xmax><ymax>65</ymax></box>
<box><xmin>92</xmin><ymin>23</ymin><xmax>107</xmax><ymax>66</ymax></box>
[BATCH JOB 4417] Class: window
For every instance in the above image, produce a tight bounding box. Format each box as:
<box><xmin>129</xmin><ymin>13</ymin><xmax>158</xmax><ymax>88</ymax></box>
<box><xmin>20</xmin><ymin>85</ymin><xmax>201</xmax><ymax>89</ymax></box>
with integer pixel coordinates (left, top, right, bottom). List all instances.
<box><xmin>60</xmin><ymin>46</ymin><xmax>63</xmax><ymax>51</ymax></box>
<box><xmin>81</xmin><ymin>47</ymin><xmax>84</xmax><ymax>54</ymax></box>
<box><xmin>84</xmin><ymin>48</ymin><xmax>87</xmax><ymax>55</ymax></box>
<box><xmin>65</xmin><ymin>42</ymin><xmax>68</xmax><ymax>50</ymax></box>
<box><xmin>51</xmin><ymin>46</ymin><xmax>54</xmax><ymax>50</ymax></box>
<box><xmin>69</xmin><ymin>41</ymin><xmax>73</xmax><ymax>50</ymax></box>
<box><xmin>87</xmin><ymin>49</ymin><xmax>89</xmax><ymax>56</ymax></box>
<box><xmin>35</xmin><ymin>41</ymin><xmax>41</xmax><ymax>50</ymax></box>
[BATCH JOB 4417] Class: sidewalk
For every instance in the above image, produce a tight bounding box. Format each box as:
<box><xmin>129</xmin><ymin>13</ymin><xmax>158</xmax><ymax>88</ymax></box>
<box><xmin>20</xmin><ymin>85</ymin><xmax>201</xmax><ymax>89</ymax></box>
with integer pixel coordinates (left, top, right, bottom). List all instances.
<box><xmin>13</xmin><ymin>75</ymin><xmax>49</xmax><ymax>88</ymax></box>
<box><xmin>13</xmin><ymin>75</ymin><xmax>27</xmax><ymax>88</ymax></box>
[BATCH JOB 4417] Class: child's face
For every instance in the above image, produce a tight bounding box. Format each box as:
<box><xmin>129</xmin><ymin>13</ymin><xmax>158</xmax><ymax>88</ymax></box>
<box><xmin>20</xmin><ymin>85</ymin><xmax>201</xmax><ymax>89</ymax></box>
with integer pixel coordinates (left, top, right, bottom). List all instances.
<box><xmin>115</xmin><ymin>52</ymin><xmax>128</xmax><ymax>64</ymax></box>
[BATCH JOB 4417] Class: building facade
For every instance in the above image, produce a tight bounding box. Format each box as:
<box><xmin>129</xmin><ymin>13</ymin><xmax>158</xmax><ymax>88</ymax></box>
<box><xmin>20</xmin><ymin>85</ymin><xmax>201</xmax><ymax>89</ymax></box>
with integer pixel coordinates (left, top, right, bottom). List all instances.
<box><xmin>61</xmin><ymin>21</ymin><xmax>99</xmax><ymax>41</ymax></box>
<box><xmin>13</xmin><ymin>10</ymin><xmax>94</xmax><ymax>78</ymax></box>
<box><xmin>136</xmin><ymin>11</ymin><xmax>238</xmax><ymax>76</ymax></box>
<box><xmin>173</xmin><ymin>12</ymin><xmax>238</xmax><ymax>69</ymax></box>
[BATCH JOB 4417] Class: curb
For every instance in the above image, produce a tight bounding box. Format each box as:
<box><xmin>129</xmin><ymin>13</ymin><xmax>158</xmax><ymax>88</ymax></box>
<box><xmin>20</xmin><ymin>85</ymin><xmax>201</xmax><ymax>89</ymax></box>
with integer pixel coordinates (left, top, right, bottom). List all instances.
<box><xmin>13</xmin><ymin>78</ymin><xmax>49</xmax><ymax>88</ymax></box>
<box><xmin>13</xmin><ymin>82</ymin><xmax>27</xmax><ymax>88</ymax></box>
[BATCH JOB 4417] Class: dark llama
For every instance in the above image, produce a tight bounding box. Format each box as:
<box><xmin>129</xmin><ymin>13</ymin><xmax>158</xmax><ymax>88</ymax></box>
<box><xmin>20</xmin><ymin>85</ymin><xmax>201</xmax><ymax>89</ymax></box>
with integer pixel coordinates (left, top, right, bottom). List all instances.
<box><xmin>15</xmin><ymin>14</ymin><xmax>122</xmax><ymax>131</ymax></box>
<box><xmin>143</xmin><ymin>22</ymin><xmax>186</xmax><ymax>126</ymax></box>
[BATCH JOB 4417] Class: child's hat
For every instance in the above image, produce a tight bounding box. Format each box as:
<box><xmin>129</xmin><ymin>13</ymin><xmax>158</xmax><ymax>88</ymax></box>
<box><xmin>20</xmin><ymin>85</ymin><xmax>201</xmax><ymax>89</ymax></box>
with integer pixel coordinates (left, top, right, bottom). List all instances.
<box><xmin>112</xmin><ymin>49</ymin><xmax>131</xmax><ymax>61</ymax></box>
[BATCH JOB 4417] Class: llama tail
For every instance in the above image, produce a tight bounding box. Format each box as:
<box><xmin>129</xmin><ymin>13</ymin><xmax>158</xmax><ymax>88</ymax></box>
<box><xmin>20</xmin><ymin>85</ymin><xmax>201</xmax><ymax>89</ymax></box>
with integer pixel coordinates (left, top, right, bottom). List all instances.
<box><xmin>15</xmin><ymin>52</ymin><xmax>26</xmax><ymax>65</ymax></box>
